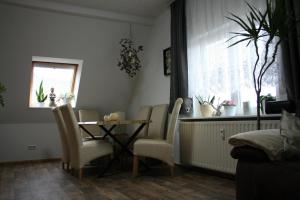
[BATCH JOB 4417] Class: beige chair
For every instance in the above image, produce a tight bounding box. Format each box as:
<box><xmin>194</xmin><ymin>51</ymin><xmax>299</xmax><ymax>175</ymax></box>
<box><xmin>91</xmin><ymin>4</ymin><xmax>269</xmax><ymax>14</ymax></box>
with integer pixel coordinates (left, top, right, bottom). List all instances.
<box><xmin>60</xmin><ymin>104</ymin><xmax>113</xmax><ymax>179</ymax></box>
<box><xmin>78</xmin><ymin>109</ymin><xmax>102</xmax><ymax>139</ymax></box>
<box><xmin>133</xmin><ymin>98</ymin><xmax>183</xmax><ymax>177</ymax></box>
<box><xmin>52</xmin><ymin>107</ymin><xmax>71</xmax><ymax>171</ymax></box>
<box><xmin>134</xmin><ymin>106</ymin><xmax>152</xmax><ymax>138</ymax></box>
<box><xmin>147</xmin><ymin>104</ymin><xmax>169</xmax><ymax>139</ymax></box>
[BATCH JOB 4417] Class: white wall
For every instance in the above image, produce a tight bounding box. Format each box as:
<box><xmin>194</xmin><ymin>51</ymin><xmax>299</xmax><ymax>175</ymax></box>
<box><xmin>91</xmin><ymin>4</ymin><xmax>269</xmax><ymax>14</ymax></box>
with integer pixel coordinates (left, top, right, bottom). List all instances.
<box><xmin>0</xmin><ymin>3</ymin><xmax>150</xmax><ymax>162</ymax></box>
<box><xmin>0</xmin><ymin>123</ymin><xmax>60</xmax><ymax>162</ymax></box>
<box><xmin>127</xmin><ymin>10</ymin><xmax>171</xmax><ymax>118</ymax></box>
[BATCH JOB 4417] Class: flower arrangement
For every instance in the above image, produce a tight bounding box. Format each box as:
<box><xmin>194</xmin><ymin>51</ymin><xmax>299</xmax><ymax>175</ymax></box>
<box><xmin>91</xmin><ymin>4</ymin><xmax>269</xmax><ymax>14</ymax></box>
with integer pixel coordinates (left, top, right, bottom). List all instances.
<box><xmin>58</xmin><ymin>92</ymin><xmax>75</xmax><ymax>104</ymax></box>
<box><xmin>221</xmin><ymin>100</ymin><xmax>236</xmax><ymax>106</ymax></box>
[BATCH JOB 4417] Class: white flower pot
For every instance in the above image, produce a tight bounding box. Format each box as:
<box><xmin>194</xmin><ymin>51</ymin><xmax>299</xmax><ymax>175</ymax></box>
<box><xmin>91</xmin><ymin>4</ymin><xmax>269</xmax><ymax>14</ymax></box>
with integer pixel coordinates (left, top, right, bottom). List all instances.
<box><xmin>224</xmin><ymin>106</ymin><xmax>236</xmax><ymax>116</ymax></box>
<box><xmin>200</xmin><ymin>104</ymin><xmax>214</xmax><ymax>117</ymax></box>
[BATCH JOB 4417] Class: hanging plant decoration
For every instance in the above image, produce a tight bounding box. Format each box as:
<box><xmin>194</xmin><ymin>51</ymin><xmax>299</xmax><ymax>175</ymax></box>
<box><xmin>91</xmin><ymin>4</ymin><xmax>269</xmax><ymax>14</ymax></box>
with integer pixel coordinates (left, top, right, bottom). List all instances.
<box><xmin>118</xmin><ymin>38</ymin><xmax>143</xmax><ymax>77</ymax></box>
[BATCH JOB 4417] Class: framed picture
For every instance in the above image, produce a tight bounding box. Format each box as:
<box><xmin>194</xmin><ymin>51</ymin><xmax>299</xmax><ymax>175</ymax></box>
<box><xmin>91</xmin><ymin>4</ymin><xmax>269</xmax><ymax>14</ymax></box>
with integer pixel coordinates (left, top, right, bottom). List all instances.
<box><xmin>163</xmin><ymin>47</ymin><xmax>171</xmax><ymax>76</ymax></box>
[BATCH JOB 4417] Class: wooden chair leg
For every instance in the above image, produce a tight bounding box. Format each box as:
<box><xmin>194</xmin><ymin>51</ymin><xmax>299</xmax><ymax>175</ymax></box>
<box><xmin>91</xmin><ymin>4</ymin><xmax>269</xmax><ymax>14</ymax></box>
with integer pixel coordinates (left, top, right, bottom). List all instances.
<box><xmin>62</xmin><ymin>162</ymin><xmax>65</xmax><ymax>170</ymax></box>
<box><xmin>170</xmin><ymin>165</ymin><xmax>174</xmax><ymax>176</ymax></box>
<box><xmin>78</xmin><ymin>168</ymin><xmax>83</xmax><ymax>179</ymax></box>
<box><xmin>133</xmin><ymin>155</ymin><xmax>139</xmax><ymax>177</ymax></box>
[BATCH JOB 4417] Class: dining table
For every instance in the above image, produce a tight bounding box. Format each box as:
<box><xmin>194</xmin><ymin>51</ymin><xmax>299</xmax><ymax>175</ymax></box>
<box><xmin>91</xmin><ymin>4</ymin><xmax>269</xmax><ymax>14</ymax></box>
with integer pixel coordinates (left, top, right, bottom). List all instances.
<box><xmin>78</xmin><ymin>119</ymin><xmax>151</xmax><ymax>176</ymax></box>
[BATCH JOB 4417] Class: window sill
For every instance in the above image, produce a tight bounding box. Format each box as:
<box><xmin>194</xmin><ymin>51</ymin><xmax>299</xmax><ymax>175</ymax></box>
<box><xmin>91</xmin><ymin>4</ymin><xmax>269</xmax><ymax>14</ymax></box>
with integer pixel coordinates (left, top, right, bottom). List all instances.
<box><xmin>179</xmin><ymin>114</ymin><xmax>281</xmax><ymax>122</ymax></box>
<box><xmin>29</xmin><ymin>102</ymin><xmax>75</xmax><ymax>108</ymax></box>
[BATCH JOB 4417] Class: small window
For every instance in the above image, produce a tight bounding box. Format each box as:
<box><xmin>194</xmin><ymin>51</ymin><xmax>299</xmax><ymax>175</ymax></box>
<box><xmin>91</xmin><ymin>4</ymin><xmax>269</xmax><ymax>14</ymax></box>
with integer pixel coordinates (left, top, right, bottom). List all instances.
<box><xmin>29</xmin><ymin>57</ymin><xmax>82</xmax><ymax>108</ymax></box>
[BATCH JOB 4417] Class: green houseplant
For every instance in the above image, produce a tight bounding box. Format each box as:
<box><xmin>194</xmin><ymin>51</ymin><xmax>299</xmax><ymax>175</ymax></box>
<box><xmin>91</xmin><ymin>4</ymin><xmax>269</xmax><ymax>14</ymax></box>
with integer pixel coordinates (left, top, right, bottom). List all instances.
<box><xmin>227</xmin><ymin>0</ymin><xmax>290</xmax><ymax>129</ymax></box>
<box><xmin>0</xmin><ymin>82</ymin><xmax>6</xmax><ymax>107</ymax></box>
<box><xmin>260</xmin><ymin>93</ymin><xmax>276</xmax><ymax>113</ymax></box>
<box><xmin>36</xmin><ymin>81</ymin><xmax>47</xmax><ymax>103</ymax></box>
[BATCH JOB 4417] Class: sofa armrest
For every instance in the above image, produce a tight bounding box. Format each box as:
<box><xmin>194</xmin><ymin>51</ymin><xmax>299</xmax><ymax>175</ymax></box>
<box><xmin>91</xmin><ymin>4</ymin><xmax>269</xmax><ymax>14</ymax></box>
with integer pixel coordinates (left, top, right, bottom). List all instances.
<box><xmin>231</xmin><ymin>146</ymin><xmax>270</xmax><ymax>162</ymax></box>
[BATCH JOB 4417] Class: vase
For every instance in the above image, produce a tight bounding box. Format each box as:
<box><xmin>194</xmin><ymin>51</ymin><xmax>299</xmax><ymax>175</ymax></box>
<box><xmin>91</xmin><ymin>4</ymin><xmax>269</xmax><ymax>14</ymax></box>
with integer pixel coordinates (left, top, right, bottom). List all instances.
<box><xmin>224</xmin><ymin>106</ymin><xmax>236</xmax><ymax>116</ymax></box>
<box><xmin>200</xmin><ymin>104</ymin><xmax>214</xmax><ymax>117</ymax></box>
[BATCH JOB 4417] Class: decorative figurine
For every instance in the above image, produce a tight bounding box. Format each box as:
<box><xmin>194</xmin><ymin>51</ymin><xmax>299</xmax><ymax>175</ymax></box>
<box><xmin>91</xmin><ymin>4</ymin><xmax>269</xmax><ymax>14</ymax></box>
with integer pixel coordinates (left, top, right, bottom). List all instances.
<box><xmin>49</xmin><ymin>87</ymin><xmax>56</xmax><ymax>107</ymax></box>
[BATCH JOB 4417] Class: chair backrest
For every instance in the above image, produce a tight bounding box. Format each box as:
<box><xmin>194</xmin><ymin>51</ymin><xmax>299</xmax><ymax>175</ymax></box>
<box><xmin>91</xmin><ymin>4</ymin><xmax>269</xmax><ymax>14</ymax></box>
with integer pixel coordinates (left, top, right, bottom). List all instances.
<box><xmin>60</xmin><ymin>104</ymin><xmax>82</xmax><ymax>168</ymax></box>
<box><xmin>148</xmin><ymin>104</ymin><xmax>169</xmax><ymax>139</ymax></box>
<box><xmin>78</xmin><ymin>109</ymin><xmax>101</xmax><ymax>137</ymax></box>
<box><xmin>166</xmin><ymin>98</ymin><xmax>183</xmax><ymax>144</ymax></box>
<box><xmin>134</xmin><ymin>106</ymin><xmax>152</xmax><ymax>138</ymax></box>
<box><xmin>52</xmin><ymin>107</ymin><xmax>70</xmax><ymax>163</ymax></box>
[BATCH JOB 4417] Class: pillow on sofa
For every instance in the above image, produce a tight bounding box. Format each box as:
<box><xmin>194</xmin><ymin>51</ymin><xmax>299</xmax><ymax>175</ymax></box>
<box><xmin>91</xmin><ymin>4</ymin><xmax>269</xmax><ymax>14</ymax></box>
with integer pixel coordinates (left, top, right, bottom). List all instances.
<box><xmin>280</xmin><ymin>110</ymin><xmax>300</xmax><ymax>159</ymax></box>
<box><xmin>228</xmin><ymin>129</ymin><xmax>284</xmax><ymax>161</ymax></box>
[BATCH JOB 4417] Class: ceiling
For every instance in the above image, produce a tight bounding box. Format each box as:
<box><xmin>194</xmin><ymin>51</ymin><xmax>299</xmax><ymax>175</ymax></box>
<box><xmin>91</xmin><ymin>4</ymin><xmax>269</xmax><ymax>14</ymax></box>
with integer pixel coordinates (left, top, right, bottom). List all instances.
<box><xmin>40</xmin><ymin>0</ymin><xmax>172</xmax><ymax>18</ymax></box>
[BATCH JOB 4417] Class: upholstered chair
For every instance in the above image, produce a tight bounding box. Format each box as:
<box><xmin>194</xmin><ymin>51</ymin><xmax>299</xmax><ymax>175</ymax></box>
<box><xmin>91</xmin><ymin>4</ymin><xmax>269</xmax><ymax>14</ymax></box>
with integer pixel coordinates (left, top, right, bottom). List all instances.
<box><xmin>147</xmin><ymin>104</ymin><xmax>169</xmax><ymax>139</ymax></box>
<box><xmin>60</xmin><ymin>104</ymin><xmax>113</xmax><ymax>179</ymax></box>
<box><xmin>52</xmin><ymin>107</ymin><xmax>71</xmax><ymax>171</ymax></box>
<box><xmin>78</xmin><ymin>109</ymin><xmax>102</xmax><ymax>139</ymax></box>
<box><xmin>133</xmin><ymin>98</ymin><xmax>183</xmax><ymax>177</ymax></box>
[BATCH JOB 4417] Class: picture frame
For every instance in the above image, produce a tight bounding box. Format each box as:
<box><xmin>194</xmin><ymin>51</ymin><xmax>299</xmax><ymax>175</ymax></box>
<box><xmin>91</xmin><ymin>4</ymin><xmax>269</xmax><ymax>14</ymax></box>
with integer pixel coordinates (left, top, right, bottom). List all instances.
<box><xmin>163</xmin><ymin>47</ymin><xmax>171</xmax><ymax>76</ymax></box>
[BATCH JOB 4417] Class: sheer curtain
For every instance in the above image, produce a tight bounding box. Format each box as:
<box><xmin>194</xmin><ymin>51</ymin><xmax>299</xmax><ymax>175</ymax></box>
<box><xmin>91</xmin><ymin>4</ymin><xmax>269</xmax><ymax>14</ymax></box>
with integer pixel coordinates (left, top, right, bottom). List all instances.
<box><xmin>186</xmin><ymin>0</ymin><xmax>286</xmax><ymax>116</ymax></box>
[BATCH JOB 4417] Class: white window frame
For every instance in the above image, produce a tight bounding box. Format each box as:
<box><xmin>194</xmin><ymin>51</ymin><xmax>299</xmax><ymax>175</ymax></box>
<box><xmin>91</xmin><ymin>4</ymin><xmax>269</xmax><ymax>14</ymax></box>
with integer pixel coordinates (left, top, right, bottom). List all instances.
<box><xmin>29</xmin><ymin>56</ymin><xmax>83</xmax><ymax>108</ymax></box>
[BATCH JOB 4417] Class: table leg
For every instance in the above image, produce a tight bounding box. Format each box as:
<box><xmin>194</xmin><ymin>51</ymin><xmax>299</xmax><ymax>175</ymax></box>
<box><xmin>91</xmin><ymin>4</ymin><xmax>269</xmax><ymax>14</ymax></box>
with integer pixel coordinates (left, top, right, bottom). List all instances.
<box><xmin>98</xmin><ymin>123</ymin><xmax>149</xmax><ymax>177</ymax></box>
<box><xmin>78</xmin><ymin>124</ymin><xmax>97</xmax><ymax>140</ymax></box>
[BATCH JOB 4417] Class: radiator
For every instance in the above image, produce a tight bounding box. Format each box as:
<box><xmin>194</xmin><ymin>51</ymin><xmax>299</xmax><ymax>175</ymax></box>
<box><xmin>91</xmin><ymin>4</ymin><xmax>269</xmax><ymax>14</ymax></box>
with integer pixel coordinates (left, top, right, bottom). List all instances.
<box><xmin>179</xmin><ymin>120</ymin><xmax>280</xmax><ymax>174</ymax></box>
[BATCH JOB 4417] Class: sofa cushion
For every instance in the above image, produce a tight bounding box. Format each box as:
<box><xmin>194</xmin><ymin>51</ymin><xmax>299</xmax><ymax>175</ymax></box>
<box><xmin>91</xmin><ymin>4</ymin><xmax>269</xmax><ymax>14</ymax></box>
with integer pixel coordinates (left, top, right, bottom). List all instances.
<box><xmin>229</xmin><ymin>129</ymin><xmax>284</xmax><ymax>161</ymax></box>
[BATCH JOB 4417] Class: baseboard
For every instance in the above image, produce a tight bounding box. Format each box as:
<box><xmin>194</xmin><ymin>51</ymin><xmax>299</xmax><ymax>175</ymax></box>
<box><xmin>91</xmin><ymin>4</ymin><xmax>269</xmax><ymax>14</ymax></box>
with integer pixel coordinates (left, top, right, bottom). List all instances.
<box><xmin>0</xmin><ymin>158</ymin><xmax>61</xmax><ymax>165</ymax></box>
<box><xmin>178</xmin><ymin>164</ymin><xmax>235</xmax><ymax>180</ymax></box>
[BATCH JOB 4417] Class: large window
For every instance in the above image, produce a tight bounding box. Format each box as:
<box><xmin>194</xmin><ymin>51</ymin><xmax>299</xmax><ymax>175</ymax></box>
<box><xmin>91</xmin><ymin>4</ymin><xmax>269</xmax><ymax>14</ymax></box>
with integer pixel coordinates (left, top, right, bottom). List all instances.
<box><xmin>186</xmin><ymin>0</ymin><xmax>286</xmax><ymax>116</ymax></box>
<box><xmin>29</xmin><ymin>57</ymin><xmax>82</xmax><ymax>108</ymax></box>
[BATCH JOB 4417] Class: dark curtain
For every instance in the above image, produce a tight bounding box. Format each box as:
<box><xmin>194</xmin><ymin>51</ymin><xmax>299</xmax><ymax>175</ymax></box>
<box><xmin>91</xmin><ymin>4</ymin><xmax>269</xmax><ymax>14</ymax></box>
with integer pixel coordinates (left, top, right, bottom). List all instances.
<box><xmin>169</xmin><ymin>0</ymin><xmax>188</xmax><ymax>112</ymax></box>
<box><xmin>282</xmin><ymin>0</ymin><xmax>300</xmax><ymax>116</ymax></box>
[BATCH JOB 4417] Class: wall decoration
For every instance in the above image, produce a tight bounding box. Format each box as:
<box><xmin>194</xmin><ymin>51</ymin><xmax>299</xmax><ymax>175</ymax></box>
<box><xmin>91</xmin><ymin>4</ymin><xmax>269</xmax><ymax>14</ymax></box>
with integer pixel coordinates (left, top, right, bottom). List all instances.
<box><xmin>118</xmin><ymin>39</ymin><xmax>143</xmax><ymax>77</ymax></box>
<box><xmin>0</xmin><ymin>82</ymin><xmax>6</xmax><ymax>107</ymax></box>
<box><xmin>117</xmin><ymin>24</ymin><xmax>143</xmax><ymax>78</ymax></box>
<box><xmin>163</xmin><ymin>47</ymin><xmax>171</xmax><ymax>76</ymax></box>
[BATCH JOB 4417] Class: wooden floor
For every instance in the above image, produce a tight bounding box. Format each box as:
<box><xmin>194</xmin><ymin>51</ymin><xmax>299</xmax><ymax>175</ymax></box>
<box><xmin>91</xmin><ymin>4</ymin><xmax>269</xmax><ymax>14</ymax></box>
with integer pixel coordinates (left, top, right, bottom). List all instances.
<box><xmin>0</xmin><ymin>161</ymin><xmax>235</xmax><ymax>200</ymax></box>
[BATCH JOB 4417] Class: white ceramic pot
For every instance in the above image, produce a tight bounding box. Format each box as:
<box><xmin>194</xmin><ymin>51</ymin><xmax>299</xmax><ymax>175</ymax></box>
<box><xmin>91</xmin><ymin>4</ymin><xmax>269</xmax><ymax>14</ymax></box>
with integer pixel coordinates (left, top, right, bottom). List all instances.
<box><xmin>224</xmin><ymin>105</ymin><xmax>236</xmax><ymax>116</ymax></box>
<box><xmin>200</xmin><ymin>104</ymin><xmax>214</xmax><ymax>117</ymax></box>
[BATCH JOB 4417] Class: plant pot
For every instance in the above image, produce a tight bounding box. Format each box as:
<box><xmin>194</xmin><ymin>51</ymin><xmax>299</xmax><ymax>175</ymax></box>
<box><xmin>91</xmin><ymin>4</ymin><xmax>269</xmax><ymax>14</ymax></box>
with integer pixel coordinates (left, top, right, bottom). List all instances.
<box><xmin>36</xmin><ymin>102</ymin><xmax>45</xmax><ymax>107</ymax></box>
<box><xmin>200</xmin><ymin>104</ymin><xmax>214</xmax><ymax>117</ymax></box>
<box><xmin>223</xmin><ymin>106</ymin><xmax>236</xmax><ymax>116</ymax></box>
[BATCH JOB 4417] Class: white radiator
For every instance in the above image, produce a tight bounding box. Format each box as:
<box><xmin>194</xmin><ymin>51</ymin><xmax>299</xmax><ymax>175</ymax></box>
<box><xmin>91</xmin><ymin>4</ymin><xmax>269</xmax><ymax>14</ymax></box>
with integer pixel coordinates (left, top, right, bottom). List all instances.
<box><xmin>179</xmin><ymin>120</ymin><xmax>280</xmax><ymax>174</ymax></box>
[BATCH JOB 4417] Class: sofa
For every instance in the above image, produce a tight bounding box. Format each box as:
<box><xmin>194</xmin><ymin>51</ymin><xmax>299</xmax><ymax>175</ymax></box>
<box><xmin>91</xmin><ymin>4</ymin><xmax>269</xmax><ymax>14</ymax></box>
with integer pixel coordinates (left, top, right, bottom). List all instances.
<box><xmin>231</xmin><ymin>142</ymin><xmax>300</xmax><ymax>200</ymax></box>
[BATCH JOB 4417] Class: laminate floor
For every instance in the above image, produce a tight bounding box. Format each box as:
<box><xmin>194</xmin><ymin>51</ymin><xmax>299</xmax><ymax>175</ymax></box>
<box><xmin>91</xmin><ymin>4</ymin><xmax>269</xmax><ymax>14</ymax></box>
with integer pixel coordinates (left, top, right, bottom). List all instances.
<box><xmin>0</xmin><ymin>161</ymin><xmax>235</xmax><ymax>200</ymax></box>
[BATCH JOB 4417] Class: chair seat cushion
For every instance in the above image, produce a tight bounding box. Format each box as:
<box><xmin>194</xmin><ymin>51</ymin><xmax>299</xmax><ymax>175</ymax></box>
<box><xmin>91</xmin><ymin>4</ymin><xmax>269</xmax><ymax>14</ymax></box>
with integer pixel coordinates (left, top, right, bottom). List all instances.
<box><xmin>134</xmin><ymin>139</ymin><xmax>174</xmax><ymax>166</ymax></box>
<box><xmin>80</xmin><ymin>140</ymin><xmax>113</xmax><ymax>167</ymax></box>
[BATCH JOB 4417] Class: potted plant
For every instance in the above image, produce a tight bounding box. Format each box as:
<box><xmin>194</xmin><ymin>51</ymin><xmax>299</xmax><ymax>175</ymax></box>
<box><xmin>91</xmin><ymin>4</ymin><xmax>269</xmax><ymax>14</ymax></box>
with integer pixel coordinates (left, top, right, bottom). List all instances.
<box><xmin>222</xmin><ymin>100</ymin><xmax>237</xmax><ymax>116</ymax></box>
<box><xmin>260</xmin><ymin>93</ymin><xmax>276</xmax><ymax>114</ymax></box>
<box><xmin>58</xmin><ymin>92</ymin><xmax>75</xmax><ymax>104</ymax></box>
<box><xmin>227</xmin><ymin>0</ymin><xmax>290</xmax><ymax>129</ymax></box>
<box><xmin>0</xmin><ymin>82</ymin><xmax>6</xmax><ymax>108</ymax></box>
<box><xmin>36</xmin><ymin>81</ymin><xmax>47</xmax><ymax>106</ymax></box>
<box><xmin>196</xmin><ymin>95</ymin><xmax>215</xmax><ymax>117</ymax></box>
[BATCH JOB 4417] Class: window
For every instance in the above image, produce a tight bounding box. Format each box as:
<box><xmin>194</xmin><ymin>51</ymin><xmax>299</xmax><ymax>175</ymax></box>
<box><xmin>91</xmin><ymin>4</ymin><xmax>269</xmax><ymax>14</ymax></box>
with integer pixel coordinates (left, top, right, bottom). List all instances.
<box><xmin>29</xmin><ymin>57</ymin><xmax>83</xmax><ymax>108</ymax></box>
<box><xmin>186</xmin><ymin>0</ymin><xmax>286</xmax><ymax>115</ymax></box>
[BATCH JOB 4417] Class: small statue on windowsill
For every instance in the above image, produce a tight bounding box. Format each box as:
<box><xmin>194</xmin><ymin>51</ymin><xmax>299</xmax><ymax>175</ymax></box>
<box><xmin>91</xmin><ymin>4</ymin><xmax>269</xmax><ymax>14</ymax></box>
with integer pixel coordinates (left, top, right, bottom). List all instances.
<box><xmin>49</xmin><ymin>87</ymin><xmax>56</xmax><ymax>107</ymax></box>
